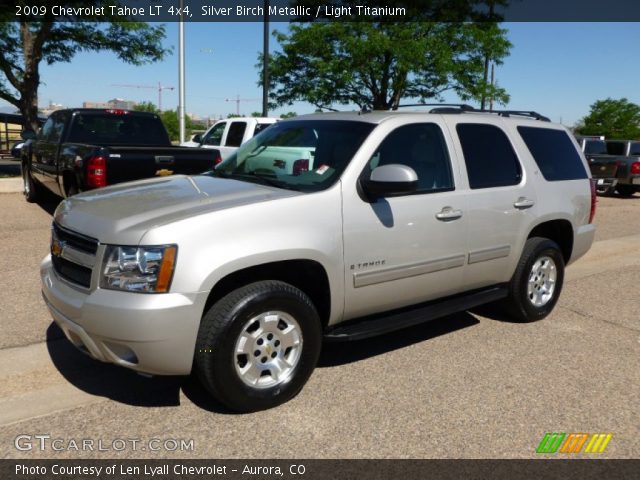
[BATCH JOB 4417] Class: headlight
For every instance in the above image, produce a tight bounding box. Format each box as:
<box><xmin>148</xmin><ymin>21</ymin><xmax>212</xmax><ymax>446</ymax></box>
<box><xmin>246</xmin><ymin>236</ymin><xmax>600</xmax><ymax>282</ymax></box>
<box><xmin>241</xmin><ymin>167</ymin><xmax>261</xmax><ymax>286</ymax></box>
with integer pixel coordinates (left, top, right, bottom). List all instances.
<box><xmin>101</xmin><ymin>245</ymin><xmax>177</xmax><ymax>293</ymax></box>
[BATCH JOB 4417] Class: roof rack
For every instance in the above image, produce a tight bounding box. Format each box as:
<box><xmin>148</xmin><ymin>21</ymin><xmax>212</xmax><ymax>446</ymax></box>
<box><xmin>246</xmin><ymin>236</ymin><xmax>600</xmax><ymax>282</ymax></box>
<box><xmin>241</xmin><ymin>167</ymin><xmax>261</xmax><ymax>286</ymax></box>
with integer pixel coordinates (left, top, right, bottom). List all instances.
<box><xmin>394</xmin><ymin>103</ymin><xmax>550</xmax><ymax>122</ymax></box>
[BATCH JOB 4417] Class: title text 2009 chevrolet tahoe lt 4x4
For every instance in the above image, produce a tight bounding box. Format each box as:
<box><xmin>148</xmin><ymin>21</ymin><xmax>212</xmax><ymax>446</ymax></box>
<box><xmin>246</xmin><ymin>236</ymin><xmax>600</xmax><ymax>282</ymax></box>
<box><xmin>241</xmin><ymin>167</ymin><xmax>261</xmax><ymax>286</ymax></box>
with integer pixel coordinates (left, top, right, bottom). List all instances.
<box><xmin>41</xmin><ymin>108</ymin><xmax>596</xmax><ymax>412</ymax></box>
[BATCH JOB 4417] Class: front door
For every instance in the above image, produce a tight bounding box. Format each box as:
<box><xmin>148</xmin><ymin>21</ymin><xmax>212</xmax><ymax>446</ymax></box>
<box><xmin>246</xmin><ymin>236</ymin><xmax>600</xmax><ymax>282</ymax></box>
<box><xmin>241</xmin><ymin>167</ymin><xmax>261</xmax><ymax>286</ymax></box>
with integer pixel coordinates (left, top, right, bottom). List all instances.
<box><xmin>342</xmin><ymin>121</ymin><xmax>468</xmax><ymax>320</ymax></box>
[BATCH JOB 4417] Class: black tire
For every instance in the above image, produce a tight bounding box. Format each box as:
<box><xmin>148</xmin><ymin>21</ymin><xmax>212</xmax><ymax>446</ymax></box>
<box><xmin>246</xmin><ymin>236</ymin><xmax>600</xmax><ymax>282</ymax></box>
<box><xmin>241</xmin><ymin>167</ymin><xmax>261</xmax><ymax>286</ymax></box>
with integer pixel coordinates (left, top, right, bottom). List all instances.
<box><xmin>22</xmin><ymin>163</ymin><xmax>38</xmax><ymax>203</ymax></box>
<box><xmin>502</xmin><ymin>237</ymin><xmax>565</xmax><ymax>322</ymax></box>
<box><xmin>615</xmin><ymin>185</ymin><xmax>636</xmax><ymax>197</ymax></box>
<box><xmin>194</xmin><ymin>281</ymin><xmax>322</xmax><ymax>412</ymax></box>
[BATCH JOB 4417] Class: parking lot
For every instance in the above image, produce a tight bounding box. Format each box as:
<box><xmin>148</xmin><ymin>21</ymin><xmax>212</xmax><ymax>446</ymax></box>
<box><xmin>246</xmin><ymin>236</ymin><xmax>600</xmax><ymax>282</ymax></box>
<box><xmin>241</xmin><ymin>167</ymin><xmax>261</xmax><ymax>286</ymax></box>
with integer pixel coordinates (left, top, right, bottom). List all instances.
<box><xmin>0</xmin><ymin>190</ymin><xmax>638</xmax><ymax>459</ymax></box>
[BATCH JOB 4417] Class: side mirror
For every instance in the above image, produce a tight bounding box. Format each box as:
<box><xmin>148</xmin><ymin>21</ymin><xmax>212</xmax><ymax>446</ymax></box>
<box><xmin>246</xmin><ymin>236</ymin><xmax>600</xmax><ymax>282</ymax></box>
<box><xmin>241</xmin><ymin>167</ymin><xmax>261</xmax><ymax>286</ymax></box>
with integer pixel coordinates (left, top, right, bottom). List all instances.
<box><xmin>21</xmin><ymin>129</ymin><xmax>36</xmax><ymax>141</ymax></box>
<box><xmin>361</xmin><ymin>164</ymin><xmax>418</xmax><ymax>199</ymax></box>
<box><xmin>191</xmin><ymin>133</ymin><xmax>202</xmax><ymax>144</ymax></box>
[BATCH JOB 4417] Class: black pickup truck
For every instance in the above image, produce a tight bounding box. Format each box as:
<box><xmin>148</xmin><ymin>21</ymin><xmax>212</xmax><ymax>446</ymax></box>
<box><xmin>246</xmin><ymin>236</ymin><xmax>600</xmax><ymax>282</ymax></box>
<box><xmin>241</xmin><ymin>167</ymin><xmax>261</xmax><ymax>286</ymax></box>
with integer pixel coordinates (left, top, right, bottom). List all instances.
<box><xmin>575</xmin><ymin>135</ymin><xmax>628</xmax><ymax>195</ymax></box>
<box><xmin>21</xmin><ymin>108</ymin><xmax>219</xmax><ymax>202</ymax></box>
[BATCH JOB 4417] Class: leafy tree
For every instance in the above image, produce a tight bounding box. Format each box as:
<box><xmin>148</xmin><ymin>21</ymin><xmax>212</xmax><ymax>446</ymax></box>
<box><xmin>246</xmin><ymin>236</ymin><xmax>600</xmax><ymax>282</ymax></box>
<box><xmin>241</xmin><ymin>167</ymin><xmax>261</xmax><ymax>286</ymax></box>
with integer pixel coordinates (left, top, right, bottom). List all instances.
<box><xmin>279</xmin><ymin>111</ymin><xmax>297</xmax><ymax>118</ymax></box>
<box><xmin>0</xmin><ymin>2</ymin><xmax>169</xmax><ymax>131</ymax></box>
<box><xmin>251</xmin><ymin>111</ymin><xmax>262</xmax><ymax>117</ymax></box>
<box><xmin>575</xmin><ymin>98</ymin><xmax>640</xmax><ymax>139</ymax></box>
<box><xmin>133</xmin><ymin>101</ymin><xmax>160</xmax><ymax>114</ymax></box>
<box><xmin>227</xmin><ymin>113</ymin><xmax>242</xmax><ymax>118</ymax></box>
<box><xmin>260</xmin><ymin>17</ymin><xmax>511</xmax><ymax>111</ymax></box>
<box><xmin>160</xmin><ymin>108</ymin><xmax>200</xmax><ymax>142</ymax></box>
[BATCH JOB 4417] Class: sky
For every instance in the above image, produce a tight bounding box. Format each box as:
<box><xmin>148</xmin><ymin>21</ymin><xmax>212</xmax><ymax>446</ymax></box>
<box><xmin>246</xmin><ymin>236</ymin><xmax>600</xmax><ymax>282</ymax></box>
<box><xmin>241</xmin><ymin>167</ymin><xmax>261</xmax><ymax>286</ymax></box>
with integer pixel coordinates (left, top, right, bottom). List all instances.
<box><xmin>1</xmin><ymin>22</ymin><xmax>639</xmax><ymax>126</ymax></box>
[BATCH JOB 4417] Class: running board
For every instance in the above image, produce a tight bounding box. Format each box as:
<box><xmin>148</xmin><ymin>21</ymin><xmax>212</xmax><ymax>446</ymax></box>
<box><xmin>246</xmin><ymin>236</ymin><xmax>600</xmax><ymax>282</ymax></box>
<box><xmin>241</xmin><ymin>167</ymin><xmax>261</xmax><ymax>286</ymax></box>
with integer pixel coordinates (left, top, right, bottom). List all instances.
<box><xmin>324</xmin><ymin>285</ymin><xmax>508</xmax><ymax>342</ymax></box>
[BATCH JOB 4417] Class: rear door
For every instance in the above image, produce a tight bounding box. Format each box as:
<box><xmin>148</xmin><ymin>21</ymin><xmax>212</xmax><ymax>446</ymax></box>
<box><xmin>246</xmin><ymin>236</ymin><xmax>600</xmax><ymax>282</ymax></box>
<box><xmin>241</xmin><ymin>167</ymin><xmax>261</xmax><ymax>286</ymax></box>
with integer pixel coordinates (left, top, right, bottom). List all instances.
<box><xmin>448</xmin><ymin>120</ymin><xmax>537</xmax><ymax>291</ymax></box>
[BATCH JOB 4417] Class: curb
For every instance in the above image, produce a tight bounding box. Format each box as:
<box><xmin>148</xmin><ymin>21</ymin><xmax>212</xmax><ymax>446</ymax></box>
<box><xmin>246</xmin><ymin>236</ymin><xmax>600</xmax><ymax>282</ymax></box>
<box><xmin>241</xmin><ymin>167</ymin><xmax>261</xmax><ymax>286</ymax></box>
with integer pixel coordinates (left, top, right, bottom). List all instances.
<box><xmin>0</xmin><ymin>177</ymin><xmax>23</xmax><ymax>194</ymax></box>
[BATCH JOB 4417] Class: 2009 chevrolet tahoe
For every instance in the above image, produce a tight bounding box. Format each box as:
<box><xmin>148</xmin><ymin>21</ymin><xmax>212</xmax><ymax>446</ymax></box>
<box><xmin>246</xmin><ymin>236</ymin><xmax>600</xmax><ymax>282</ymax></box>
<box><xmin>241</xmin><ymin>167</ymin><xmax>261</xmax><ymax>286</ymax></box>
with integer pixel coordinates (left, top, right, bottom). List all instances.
<box><xmin>41</xmin><ymin>107</ymin><xmax>596</xmax><ymax>412</ymax></box>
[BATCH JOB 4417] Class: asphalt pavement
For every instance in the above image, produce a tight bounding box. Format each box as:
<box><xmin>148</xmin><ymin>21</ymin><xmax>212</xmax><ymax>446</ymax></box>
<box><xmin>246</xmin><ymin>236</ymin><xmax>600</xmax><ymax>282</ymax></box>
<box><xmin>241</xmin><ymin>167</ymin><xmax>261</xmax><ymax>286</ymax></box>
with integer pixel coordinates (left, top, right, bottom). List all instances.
<box><xmin>0</xmin><ymin>191</ymin><xmax>638</xmax><ymax>459</ymax></box>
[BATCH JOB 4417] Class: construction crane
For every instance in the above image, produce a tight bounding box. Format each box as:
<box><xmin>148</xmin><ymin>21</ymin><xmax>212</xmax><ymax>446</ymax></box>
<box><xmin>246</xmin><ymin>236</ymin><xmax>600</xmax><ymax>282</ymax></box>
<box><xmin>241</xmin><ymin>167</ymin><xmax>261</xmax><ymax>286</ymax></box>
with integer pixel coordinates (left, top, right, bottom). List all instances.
<box><xmin>111</xmin><ymin>82</ymin><xmax>175</xmax><ymax>111</ymax></box>
<box><xmin>225</xmin><ymin>95</ymin><xmax>261</xmax><ymax>116</ymax></box>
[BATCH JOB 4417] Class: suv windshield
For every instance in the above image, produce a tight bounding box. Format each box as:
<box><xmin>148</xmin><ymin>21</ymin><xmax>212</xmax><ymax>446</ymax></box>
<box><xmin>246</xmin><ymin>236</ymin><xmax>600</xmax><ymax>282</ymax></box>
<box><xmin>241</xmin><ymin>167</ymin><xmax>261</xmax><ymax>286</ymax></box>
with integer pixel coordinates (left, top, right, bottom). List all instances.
<box><xmin>212</xmin><ymin>120</ymin><xmax>375</xmax><ymax>192</ymax></box>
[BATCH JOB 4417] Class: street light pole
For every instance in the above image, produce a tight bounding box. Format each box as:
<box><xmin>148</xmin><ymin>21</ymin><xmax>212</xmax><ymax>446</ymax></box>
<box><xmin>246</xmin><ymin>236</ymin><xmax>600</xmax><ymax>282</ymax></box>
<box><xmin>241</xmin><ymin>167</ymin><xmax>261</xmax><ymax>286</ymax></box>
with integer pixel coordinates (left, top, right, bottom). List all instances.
<box><xmin>178</xmin><ymin>0</ymin><xmax>186</xmax><ymax>143</ymax></box>
<box><xmin>262</xmin><ymin>0</ymin><xmax>269</xmax><ymax>117</ymax></box>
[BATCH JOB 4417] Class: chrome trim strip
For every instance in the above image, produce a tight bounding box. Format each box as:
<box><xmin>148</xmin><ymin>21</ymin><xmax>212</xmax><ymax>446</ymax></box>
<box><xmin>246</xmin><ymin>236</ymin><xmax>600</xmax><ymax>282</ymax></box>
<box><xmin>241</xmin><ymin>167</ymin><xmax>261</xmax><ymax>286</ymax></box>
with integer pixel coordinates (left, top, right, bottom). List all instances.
<box><xmin>60</xmin><ymin>245</ymin><xmax>96</xmax><ymax>269</ymax></box>
<box><xmin>468</xmin><ymin>245</ymin><xmax>511</xmax><ymax>264</ymax></box>
<box><xmin>353</xmin><ymin>254</ymin><xmax>466</xmax><ymax>288</ymax></box>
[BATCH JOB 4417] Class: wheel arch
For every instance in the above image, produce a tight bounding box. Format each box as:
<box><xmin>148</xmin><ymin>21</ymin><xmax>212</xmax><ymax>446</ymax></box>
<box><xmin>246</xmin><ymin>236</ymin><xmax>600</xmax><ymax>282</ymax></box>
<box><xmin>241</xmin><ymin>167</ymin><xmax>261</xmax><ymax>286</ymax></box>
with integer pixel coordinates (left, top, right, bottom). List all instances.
<box><xmin>203</xmin><ymin>259</ymin><xmax>332</xmax><ymax>329</ymax></box>
<box><xmin>527</xmin><ymin>219</ymin><xmax>574</xmax><ymax>264</ymax></box>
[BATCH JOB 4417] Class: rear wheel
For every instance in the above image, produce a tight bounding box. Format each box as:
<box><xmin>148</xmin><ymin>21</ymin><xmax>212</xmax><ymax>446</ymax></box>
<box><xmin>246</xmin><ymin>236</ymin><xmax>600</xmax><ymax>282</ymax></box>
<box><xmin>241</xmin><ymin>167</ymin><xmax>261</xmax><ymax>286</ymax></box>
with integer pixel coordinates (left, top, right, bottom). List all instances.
<box><xmin>616</xmin><ymin>185</ymin><xmax>636</xmax><ymax>197</ymax></box>
<box><xmin>503</xmin><ymin>237</ymin><xmax>565</xmax><ymax>322</ymax></box>
<box><xmin>194</xmin><ymin>281</ymin><xmax>322</xmax><ymax>412</ymax></box>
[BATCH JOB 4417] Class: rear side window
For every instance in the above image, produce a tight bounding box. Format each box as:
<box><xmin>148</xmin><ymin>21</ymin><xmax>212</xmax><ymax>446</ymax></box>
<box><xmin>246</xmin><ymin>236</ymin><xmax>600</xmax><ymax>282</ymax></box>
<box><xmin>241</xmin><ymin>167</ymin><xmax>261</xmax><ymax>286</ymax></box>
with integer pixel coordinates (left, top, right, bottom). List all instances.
<box><xmin>629</xmin><ymin>143</ymin><xmax>640</xmax><ymax>156</ymax></box>
<box><xmin>518</xmin><ymin>127</ymin><xmax>588</xmax><ymax>181</ymax></box>
<box><xmin>225</xmin><ymin>122</ymin><xmax>247</xmax><ymax>147</ymax></box>
<box><xmin>456</xmin><ymin>124</ymin><xmax>521</xmax><ymax>189</ymax></box>
<box><xmin>254</xmin><ymin>123</ymin><xmax>273</xmax><ymax>136</ymax></box>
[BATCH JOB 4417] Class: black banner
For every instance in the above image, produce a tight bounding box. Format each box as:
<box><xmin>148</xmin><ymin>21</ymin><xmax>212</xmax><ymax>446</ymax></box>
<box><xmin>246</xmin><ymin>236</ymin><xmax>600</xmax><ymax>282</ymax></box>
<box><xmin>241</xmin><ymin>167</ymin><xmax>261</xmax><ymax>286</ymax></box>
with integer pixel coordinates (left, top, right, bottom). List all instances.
<box><xmin>2</xmin><ymin>459</ymin><xmax>640</xmax><ymax>480</ymax></box>
<box><xmin>3</xmin><ymin>0</ymin><xmax>640</xmax><ymax>23</ymax></box>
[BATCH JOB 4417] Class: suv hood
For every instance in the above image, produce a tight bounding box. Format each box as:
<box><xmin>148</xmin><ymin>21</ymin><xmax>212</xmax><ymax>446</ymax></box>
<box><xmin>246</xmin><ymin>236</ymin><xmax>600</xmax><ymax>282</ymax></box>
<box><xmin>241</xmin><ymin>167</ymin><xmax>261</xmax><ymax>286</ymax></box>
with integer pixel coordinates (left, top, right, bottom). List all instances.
<box><xmin>54</xmin><ymin>175</ymin><xmax>299</xmax><ymax>244</ymax></box>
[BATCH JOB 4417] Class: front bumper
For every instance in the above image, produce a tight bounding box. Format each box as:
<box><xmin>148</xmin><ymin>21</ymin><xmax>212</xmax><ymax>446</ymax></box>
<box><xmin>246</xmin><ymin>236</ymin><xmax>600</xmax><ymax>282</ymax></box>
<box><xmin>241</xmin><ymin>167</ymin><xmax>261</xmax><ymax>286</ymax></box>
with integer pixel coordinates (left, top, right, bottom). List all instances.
<box><xmin>41</xmin><ymin>255</ymin><xmax>207</xmax><ymax>375</ymax></box>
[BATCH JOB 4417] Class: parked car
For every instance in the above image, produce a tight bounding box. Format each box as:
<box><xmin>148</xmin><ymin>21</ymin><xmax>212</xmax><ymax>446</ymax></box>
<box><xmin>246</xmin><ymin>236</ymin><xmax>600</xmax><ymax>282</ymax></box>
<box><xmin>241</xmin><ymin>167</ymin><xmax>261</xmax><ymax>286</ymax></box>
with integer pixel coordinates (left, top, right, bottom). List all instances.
<box><xmin>21</xmin><ymin>108</ymin><xmax>220</xmax><ymax>202</ymax></box>
<box><xmin>575</xmin><ymin>135</ymin><xmax>620</xmax><ymax>194</ymax></box>
<box><xmin>41</xmin><ymin>107</ymin><xmax>595</xmax><ymax>412</ymax></box>
<box><xmin>603</xmin><ymin>140</ymin><xmax>640</xmax><ymax>196</ymax></box>
<box><xmin>181</xmin><ymin>117</ymin><xmax>278</xmax><ymax>161</ymax></box>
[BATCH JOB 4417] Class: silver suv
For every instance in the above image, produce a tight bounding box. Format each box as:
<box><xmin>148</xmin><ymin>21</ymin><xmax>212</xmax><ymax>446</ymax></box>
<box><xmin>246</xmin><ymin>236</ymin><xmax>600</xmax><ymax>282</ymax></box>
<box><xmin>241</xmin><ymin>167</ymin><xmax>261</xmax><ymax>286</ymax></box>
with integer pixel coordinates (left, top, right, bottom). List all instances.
<box><xmin>41</xmin><ymin>108</ymin><xmax>596</xmax><ymax>412</ymax></box>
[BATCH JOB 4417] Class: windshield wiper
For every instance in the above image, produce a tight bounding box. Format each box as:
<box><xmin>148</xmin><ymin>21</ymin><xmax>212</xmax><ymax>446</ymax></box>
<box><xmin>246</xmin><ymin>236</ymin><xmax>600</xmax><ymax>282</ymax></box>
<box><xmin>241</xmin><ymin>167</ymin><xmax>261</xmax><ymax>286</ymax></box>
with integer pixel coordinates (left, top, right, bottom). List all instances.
<box><xmin>228</xmin><ymin>172</ymin><xmax>298</xmax><ymax>191</ymax></box>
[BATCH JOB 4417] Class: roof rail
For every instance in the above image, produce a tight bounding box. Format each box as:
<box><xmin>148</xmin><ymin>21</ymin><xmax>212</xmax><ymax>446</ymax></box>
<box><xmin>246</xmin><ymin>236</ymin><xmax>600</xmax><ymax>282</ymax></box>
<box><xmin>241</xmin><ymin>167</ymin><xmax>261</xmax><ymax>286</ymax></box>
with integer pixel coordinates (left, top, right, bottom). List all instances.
<box><xmin>396</xmin><ymin>103</ymin><xmax>475</xmax><ymax>112</ymax></box>
<box><xmin>394</xmin><ymin>103</ymin><xmax>551</xmax><ymax>122</ymax></box>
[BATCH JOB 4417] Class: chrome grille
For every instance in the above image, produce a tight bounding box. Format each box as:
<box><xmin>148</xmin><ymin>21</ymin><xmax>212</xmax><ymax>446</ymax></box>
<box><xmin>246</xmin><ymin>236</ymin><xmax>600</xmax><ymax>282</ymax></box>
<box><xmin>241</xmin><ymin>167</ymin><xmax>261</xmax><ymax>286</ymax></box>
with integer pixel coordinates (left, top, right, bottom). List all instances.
<box><xmin>51</xmin><ymin>223</ymin><xmax>98</xmax><ymax>288</ymax></box>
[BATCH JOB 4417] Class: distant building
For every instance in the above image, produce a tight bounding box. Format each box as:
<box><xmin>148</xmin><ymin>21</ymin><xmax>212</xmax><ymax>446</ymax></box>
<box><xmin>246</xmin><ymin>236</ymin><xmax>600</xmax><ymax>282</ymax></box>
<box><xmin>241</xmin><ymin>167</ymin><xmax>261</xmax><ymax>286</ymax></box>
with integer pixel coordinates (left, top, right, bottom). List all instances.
<box><xmin>82</xmin><ymin>98</ymin><xmax>137</xmax><ymax>110</ymax></box>
<box><xmin>40</xmin><ymin>101</ymin><xmax>64</xmax><ymax>116</ymax></box>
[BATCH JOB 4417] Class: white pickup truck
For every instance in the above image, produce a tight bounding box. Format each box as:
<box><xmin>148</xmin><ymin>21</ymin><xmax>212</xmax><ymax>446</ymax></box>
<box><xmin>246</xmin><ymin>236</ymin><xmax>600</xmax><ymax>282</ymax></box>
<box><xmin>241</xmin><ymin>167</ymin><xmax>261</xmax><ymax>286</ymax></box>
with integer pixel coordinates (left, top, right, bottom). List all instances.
<box><xmin>182</xmin><ymin>117</ymin><xmax>278</xmax><ymax>162</ymax></box>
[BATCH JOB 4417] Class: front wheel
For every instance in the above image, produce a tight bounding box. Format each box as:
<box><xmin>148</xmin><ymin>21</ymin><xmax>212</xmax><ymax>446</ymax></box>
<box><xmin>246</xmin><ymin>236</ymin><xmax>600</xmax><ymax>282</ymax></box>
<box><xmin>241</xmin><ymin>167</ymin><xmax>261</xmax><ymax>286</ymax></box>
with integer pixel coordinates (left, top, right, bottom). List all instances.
<box><xmin>194</xmin><ymin>281</ymin><xmax>322</xmax><ymax>412</ymax></box>
<box><xmin>503</xmin><ymin>237</ymin><xmax>565</xmax><ymax>322</ymax></box>
<box><xmin>22</xmin><ymin>163</ymin><xmax>38</xmax><ymax>203</ymax></box>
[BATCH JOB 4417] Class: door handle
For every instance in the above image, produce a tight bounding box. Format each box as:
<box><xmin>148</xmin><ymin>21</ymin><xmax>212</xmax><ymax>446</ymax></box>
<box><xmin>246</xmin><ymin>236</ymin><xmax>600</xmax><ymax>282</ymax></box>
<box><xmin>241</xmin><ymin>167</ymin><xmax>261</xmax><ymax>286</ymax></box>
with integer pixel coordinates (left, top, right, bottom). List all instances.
<box><xmin>514</xmin><ymin>197</ymin><xmax>535</xmax><ymax>209</ymax></box>
<box><xmin>435</xmin><ymin>207</ymin><xmax>463</xmax><ymax>221</ymax></box>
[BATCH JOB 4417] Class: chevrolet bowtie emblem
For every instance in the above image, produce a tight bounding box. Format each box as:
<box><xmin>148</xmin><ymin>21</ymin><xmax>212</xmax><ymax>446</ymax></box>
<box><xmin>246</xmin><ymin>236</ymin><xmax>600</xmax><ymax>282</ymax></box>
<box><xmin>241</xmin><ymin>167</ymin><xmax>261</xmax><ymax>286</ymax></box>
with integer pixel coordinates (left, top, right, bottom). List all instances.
<box><xmin>51</xmin><ymin>238</ymin><xmax>65</xmax><ymax>257</ymax></box>
<box><xmin>155</xmin><ymin>169</ymin><xmax>174</xmax><ymax>176</ymax></box>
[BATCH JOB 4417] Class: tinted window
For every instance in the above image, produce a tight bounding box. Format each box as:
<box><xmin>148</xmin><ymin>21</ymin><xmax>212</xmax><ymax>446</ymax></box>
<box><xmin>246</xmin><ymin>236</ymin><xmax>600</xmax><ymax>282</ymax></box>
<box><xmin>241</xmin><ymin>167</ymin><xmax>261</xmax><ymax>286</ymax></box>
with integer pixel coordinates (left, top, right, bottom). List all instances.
<box><xmin>254</xmin><ymin>122</ymin><xmax>273</xmax><ymax>136</ymax></box>
<box><xmin>225</xmin><ymin>122</ymin><xmax>247</xmax><ymax>147</ymax></box>
<box><xmin>606</xmin><ymin>141</ymin><xmax>625</xmax><ymax>156</ymax></box>
<box><xmin>38</xmin><ymin>117</ymin><xmax>54</xmax><ymax>141</ymax></box>
<box><xmin>202</xmin><ymin>122</ymin><xmax>225</xmax><ymax>146</ymax></box>
<box><xmin>67</xmin><ymin>113</ymin><xmax>169</xmax><ymax>145</ymax></box>
<box><xmin>456</xmin><ymin>124</ymin><xmax>521</xmax><ymax>189</ymax></box>
<box><xmin>367</xmin><ymin>123</ymin><xmax>453</xmax><ymax>193</ymax></box>
<box><xmin>584</xmin><ymin>140</ymin><xmax>607</xmax><ymax>155</ymax></box>
<box><xmin>518</xmin><ymin>127</ymin><xmax>588</xmax><ymax>181</ymax></box>
<box><xmin>630</xmin><ymin>143</ymin><xmax>640</xmax><ymax>156</ymax></box>
<box><xmin>50</xmin><ymin>113</ymin><xmax>67</xmax><ymax>143</ymax></box>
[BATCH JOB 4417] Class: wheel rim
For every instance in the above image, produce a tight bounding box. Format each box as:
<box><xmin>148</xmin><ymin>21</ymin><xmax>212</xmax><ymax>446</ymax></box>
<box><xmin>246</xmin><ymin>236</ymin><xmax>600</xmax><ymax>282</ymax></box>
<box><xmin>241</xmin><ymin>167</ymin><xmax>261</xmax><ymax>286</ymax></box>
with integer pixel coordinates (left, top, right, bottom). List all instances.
<box><xmin>527</xmin><ymin>255</ymin><xmax>557</xmax><ymax>307</ymax></box>
<box><xmin>233</xmin><ymin>311</ymin><xmax>303</xmax><ymax>389</ymax></box>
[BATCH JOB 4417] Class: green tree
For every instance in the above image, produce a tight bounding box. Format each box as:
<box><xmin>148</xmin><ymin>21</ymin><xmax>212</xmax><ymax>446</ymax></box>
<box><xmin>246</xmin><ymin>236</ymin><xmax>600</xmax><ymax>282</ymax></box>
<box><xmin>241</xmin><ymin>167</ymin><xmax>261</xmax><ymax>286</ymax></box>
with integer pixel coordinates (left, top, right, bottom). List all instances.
<box><xmin>261</xmin><ymin>19</ymin><xmax>511</xmax><ymax>111</ymax></box>
<box><xmin>575</xmin><ymin>98</ymin><xmax>640</xmax><ymax>139</ymax></box>
<box><xmin>159</xmin><ymin>108</ymin><xmax>200</xmax><ymax>142</ymax></box>
<box><xmin>0</xmin><ymin>2</ymin><xmax>169</xmax><ymax>131</ymax></box>
<box><xmin>279</xmin><ymin>112</ymin><xmax>297</xmax><ymax>118</ymax></box>
<box><xmin>133</xmin><ymin>101</ymin><xmax>160</xmax><ymax>114</ymax></box>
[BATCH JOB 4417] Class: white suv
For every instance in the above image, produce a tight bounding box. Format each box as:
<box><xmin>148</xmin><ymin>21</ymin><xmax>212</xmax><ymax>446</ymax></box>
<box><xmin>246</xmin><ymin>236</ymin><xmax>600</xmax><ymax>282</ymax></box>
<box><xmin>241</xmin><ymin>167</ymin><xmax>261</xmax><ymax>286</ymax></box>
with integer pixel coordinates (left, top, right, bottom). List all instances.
<box><xmin>41</xmin><ymin>107</ymin><xmax>596</xmax><ymax>412</ymax></box>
